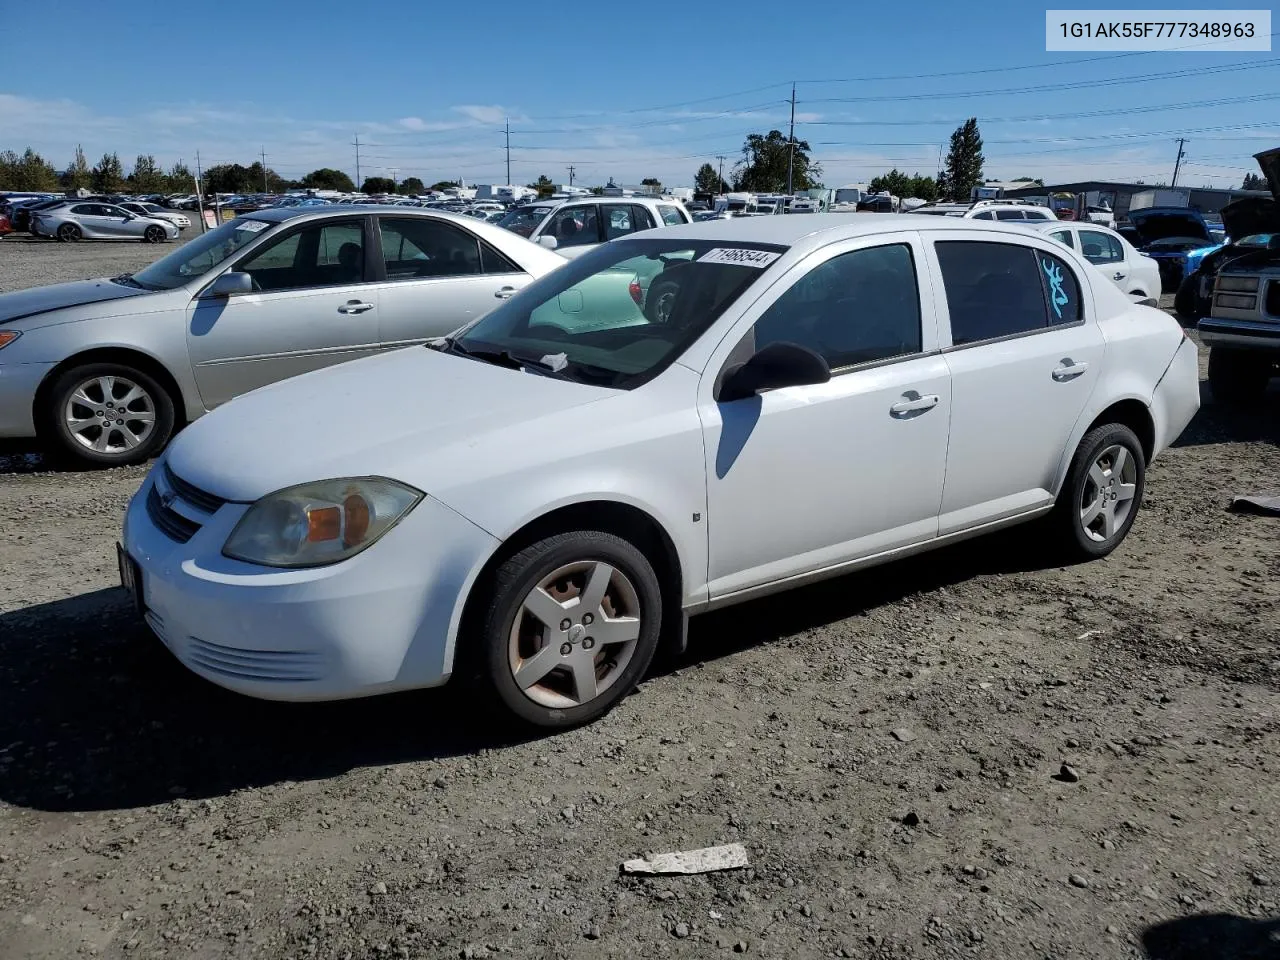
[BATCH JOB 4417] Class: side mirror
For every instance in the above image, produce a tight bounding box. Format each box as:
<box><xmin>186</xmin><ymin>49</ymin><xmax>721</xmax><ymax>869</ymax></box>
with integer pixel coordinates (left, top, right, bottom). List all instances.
<box><xmin>205</xmin><ymin>271</ymin><xmax>253</xmax><ymax>297</ymax></box>
<box><xmin>717</xmin><ymin>341</ymin><xmax>831</xmax><ymax>403</ymax></box>
<box><xmin>1269</xmin><ymin>235</ymin><xmax>1280</xmax><ymax>251</ymax></box>
<box><xmin>537</xmin><ymin>234</ymin><xmax>559</xmax><ymax>250</ymax></box>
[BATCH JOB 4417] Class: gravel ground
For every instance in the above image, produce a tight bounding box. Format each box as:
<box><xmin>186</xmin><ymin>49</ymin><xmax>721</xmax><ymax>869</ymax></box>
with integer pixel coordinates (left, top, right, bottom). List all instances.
<box><xmin>1</xmin><ymin>241</ymin><xmax>1279</xmax><ymax>960</ymax></box>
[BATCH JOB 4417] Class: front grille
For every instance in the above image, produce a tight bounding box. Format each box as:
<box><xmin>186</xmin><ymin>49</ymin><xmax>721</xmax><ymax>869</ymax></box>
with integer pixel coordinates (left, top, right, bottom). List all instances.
<box><xmin>163</xmin><ymin>463</ymin><xmax>226</xmax><ymax>514</ymax></box>
<box><xmin>183</xmin><ymin>637</ymin><xmax>325</xmax><ymax>683</ymax></box>
<box><xmin>146</xmin><ymin>484</ymin><xmax>200</xmax><ymax>543</ymax></box>
<box><xmin>1266</xmin><ymin>280</ymin><xmax>1280</xmax><ymax>320</ymax></box>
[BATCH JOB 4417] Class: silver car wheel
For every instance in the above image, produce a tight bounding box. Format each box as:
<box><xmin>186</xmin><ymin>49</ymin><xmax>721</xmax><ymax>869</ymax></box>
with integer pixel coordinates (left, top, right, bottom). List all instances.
<box><xmin>1079</xmin><ymin>443</ymin><xmax>1137</xmax><ymax>542</ymax></box>
<box><xmin>507</xmin><ymin>559</ymin><xmax>642</xmax><ymax>709</ymax></box>
<box><xmin>63</xmin><ymin>375</ymin><xmax>157</xmax><ymax>455</ymax></box>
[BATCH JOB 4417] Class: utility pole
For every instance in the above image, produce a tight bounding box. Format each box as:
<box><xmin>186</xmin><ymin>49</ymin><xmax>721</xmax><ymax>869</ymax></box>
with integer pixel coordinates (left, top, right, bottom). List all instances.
<box><xmin>352</xmin><ymin>134</ymin><xmax>362</xmax><ymax>190</ymax></box>
<box><xmin>389</xmin><ymin>168</ymin><xmax>399</xmax><ymax>192</ymax></box>
<box><xmin>785</xmin><ymin>82</ymin><xmax>797</xmax><ymax>195</ymax></box>
<box><xmin>715</xmin><ymin>154</ymin><xmax>727</xmax><ymax>191</ymax></box>
<box><xmin>260</xmin><ymin>146</ymin><xmax>268</xmax><ymax>192</ymax></box>
<box><xmin>567</xmin><ymin>164</ymin><xmax>576</xmax><ymax>186</ymax></box>
<box><xmin>505</xmin><ymin>118</ymin><xmax>511</xmax><ymax>186</ymax></box>
<box><xmin>194</xmin><ymin>149</ymin><xmax>207</xmax><ymax>234</ymax></box>
<box><xmin>1171</xmin><ymin>137</ymin><xmax>1187</xmax><ymax>187</ymax></box>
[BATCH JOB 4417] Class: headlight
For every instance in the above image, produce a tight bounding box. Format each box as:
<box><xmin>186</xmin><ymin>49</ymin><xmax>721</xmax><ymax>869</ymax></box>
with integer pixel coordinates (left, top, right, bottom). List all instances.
<box><xmin>0</xmin><ymin>330</ymin><xmax>20</xmax><ymax>350</ymax></box>
<box><xmin>222</xmin><ymin>477</ymin><xmax>423</xmax><ymax>568</ymax></box>
<box><xmin>1217</xmin><ymin>275</ymin><xmax>1260</xmax><ymax>293</ymax></box>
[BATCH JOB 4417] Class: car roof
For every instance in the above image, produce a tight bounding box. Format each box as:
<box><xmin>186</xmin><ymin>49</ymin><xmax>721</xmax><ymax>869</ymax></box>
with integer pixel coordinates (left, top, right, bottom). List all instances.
<box><xmin>648</xmin><ymin>212</ymin><xmax>1055</xmax><ymax>246</ymax></box>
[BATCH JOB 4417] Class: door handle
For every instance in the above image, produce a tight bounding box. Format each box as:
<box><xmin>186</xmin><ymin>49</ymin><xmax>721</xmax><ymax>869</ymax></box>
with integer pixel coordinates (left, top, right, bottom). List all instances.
<box><xmin>338</xmin><ymin>300</ymin><xmax>375</xmax><ymax>315</ymax></box>
<box><xmin>494</xmin><ymin>286</ymin><xmax>517</xmax><ymax>299</ymax></box>
<box><xmin>889</xmin><ymin>392</ymin><xmax>940</xmax><ymax>417</ymax></box>
<box><xmin>1112</xmin><ymin>272</ymin><xmax>1125</xmax><ymax>281</ymax></box>
<box><xmin>1052</xmin><ymin>359</ymin><xmax>1089</xmax><ymax>381</ymax></box>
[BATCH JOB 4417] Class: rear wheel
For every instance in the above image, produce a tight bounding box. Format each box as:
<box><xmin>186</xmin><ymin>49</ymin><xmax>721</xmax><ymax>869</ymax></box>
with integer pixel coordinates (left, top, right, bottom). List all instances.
<box><xmin>1208</xmin><ymin>348</ymin><xmax>1272</xmax><ymax>405</ymax></box>
<box><xmin>476</xmin><ymin>531</ymin><xmax>663</xmax><ymax>729</ymax></box>
<box><xmin>1174</xmin><ymin>272</ymin><xmax>1200</xmax><ymax>324</ymax></box>
<box><xmin>42</xmin><ymin>362</ymin><xmax>176</xmax><ymax>467</ymax></box>
<box><xmin>1049</xmin><ymin>423</ymin><xmax>1145</xmax><ymax>561</ymax></box>
<box><xmin>57</xmin><ymin>222</ymin><xmax>81</xmax><ymax>242</ymax></box>
<box><xmin>143</xmin><ymin>224</ymin><xmax>166</xmax><ymax>243</ymax></box>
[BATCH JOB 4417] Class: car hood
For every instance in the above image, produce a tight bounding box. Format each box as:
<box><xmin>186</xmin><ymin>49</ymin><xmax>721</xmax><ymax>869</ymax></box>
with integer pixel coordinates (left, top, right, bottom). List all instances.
<box><xmin>1255</xmin><ymin>147</ymin><xmax>1280</xmax><ymax>200</ymax></box>
<box><xmin>0</xmin><ymin>278</ymin><xmax>152</xmax><ymax>324</ymax></box>
<box><xmin>1126</xmin><ymin>208</ymin><xmax>1211</xmax><ymax>245</ymax></box>
<box><xmin>1220</xmin><ymin>195</ymin><xmax>1280</xmax><ymax>241</ymax></box>
<box><xmin>166</xmin><ymin>346</ymin><xmax>617</xmax><ymax>502</ymax></box>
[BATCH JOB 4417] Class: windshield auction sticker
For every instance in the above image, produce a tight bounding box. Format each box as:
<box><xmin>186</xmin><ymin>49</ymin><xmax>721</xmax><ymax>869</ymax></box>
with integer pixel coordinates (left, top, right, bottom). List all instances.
<box><xmin>698</xmin><ymin>248</ymin><xmax>782</xmax><ymax>268</ymax></box>
<box><xmin>1046</xmin><ymin>10</ymin><xmax>1270</xmax><ymax>49</ymax></box>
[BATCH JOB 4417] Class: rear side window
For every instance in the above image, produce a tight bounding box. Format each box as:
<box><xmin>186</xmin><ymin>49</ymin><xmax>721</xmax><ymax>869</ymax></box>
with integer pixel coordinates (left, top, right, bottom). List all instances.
<box><xmin>935</xmin><ymin>241</ymin><xmax>1081</xmax><ymax>345</ymax></box>
<box><xmin>1049</xmin><ymin>229</ymin><xmax>1075</xmax><ymax>248</ymax></box>
<box><xmin>971</xmin><ymin>211</ymin><xmax>993</xmax><ymax>220</ymax></box>
<box><xmin>995</xmin><ymin>209</ymin><xmax>1025</xmax><ymax>221</ymax></box>
<box><xmin>1078</xmin><ymin>230</ymin><xmax>1123</xmax><ymax>264</ymax></box>
<box><xmin>1024</xmin><ymin>210</ymin><xmax>1050</xmax><ymax>221</ymax></box>
<box><xmin>658</xmin><ymin>205</ymin><xmax>686</xmax><ymax>225</ymax></box>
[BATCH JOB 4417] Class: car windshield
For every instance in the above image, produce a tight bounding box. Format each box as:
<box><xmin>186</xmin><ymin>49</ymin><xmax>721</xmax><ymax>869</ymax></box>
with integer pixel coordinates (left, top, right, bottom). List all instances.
<box><xmin>447</xmin><ymin>237</ymin><xmax>786</xmax><ymax>389</ymax></box>
<box><xmin>497</xmin><ymin>205</ymin><xmax>554</xmax><ymax>237</ymax></box>
<box><xmin>130</xmin><ymin>217</ymin><xmax>275</xmax><ymax>290</ymax></box>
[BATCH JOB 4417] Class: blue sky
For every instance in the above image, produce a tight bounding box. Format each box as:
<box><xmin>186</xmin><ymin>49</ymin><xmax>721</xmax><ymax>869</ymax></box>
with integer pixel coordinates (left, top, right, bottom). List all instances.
<box><xmin>3</xmin><ymin>0</ymin><xmax>1277</xmax><ymax>190</ymax></box>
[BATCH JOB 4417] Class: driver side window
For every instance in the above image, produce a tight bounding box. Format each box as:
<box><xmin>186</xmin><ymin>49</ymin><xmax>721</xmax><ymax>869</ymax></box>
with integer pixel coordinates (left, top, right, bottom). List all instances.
<box><xmin>745</xmin><ymin>244</ymin><xmax>923</xmax><ymax>370</ymax></box>
<box><xmin>236</xmin><ymin>221</ymin><xmax>366</xmax><ymax>291</ymax></box>
<box><xmin>545</xmin><ymin>206</ymin><xmax>600</xmax><ymax>247</ymax></box>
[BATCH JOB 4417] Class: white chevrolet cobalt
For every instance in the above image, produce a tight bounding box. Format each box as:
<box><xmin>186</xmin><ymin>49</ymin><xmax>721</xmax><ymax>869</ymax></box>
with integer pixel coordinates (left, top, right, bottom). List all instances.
<box><xmin>121</xmin><ymin>215</ymin><xmax>1201</xmax><ymax>729</ymax></box>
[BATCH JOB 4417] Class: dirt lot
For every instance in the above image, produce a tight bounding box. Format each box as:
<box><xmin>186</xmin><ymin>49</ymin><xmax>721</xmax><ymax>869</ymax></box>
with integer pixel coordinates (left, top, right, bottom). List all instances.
<box><xmin>1</xmin><ymin>238</ymin><xmax>1278</xmax><ymax>960</ymax></box>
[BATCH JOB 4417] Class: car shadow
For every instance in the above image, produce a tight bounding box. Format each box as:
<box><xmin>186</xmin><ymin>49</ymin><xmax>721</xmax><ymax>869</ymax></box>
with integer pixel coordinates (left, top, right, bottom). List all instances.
<box><xmin>1141</xmin><ymin>912</ymin><xmax>1280</xmax><ymax>959</ymax></box>
<box><xmin>0</xmin><ymin>528</ymin><xmax>1060</xmax><ymax>813</ymax></box>
<box><xmin>1169</xmin><ymin>381</ymin><xmax>1280</xmax><ymax>450</ymax></box>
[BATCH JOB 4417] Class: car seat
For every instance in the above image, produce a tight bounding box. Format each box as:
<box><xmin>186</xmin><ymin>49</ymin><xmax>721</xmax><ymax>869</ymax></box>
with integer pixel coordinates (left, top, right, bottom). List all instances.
<box><xmin>336</xmin><ymin>242</ymin><xmax>363</xmax><ymax>282</ymax></box>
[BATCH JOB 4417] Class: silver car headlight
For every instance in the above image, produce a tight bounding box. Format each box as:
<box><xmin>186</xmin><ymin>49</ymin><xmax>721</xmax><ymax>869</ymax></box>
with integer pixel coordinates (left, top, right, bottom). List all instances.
<box><xmin>223</xmin><ymin>477</ymin><xmax>423</xmax><ymax>568</ymax></box>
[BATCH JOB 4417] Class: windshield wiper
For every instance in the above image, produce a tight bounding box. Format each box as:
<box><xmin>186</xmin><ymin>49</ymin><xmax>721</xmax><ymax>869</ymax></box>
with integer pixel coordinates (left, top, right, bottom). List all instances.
<box><xmin>111</xmin><ymin>273</ymin><xmax>144</xmax><ymax>289</ymax></box>
<box><xmin>429</xmin><ymin>337</ymin><xmax>567</xmax><ymax>377</ymax></box>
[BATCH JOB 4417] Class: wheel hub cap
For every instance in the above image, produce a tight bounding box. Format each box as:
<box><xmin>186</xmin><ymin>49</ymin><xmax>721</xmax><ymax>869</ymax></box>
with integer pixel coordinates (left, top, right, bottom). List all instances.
<box><xmin>64</xmin><ymin>375</ymin><xmax>156</xmax><ymax>455</ymax></box>
<box><xmin>1079</xmin><ymin>444</ymin><xmax>1137</xmax><ymax>543</ymax></box>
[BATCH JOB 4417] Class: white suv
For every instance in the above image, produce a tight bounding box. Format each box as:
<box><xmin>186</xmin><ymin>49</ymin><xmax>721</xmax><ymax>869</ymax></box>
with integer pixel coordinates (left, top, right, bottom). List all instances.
<box><xmin>521</xmin><ymin>197</ymin><xmax>693</xmax><ymax>259</ymax></box>
<box><xmin>914</xmin><ymin>200</ymin><xmax>1058</xmax><ymax>222</ymax></box>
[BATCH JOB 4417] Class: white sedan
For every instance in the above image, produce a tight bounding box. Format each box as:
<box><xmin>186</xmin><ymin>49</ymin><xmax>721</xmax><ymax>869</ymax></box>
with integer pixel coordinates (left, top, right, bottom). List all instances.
<box><xmin>1028</xmin><ymin>220</ymin><xmax>1162</xmax><ymax>304</ymax></box>
<box><xmin>121</xmin><ymin>216</ymin><xmax>1200</xmax><ymax>729</ymax></box>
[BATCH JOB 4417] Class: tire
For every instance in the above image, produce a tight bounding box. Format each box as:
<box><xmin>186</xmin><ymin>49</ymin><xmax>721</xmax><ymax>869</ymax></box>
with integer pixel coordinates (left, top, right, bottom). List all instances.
<box><xmin>143</xmin><ymin>224</ymin><xmax>166</xmax><ymax>243</ymax></box>
<box><xmin>1208</xmin><ymin>348</ymin><xmax>1272</xmax><ymax>406</ymax></box>
<box><xmin>644</xmin><ymin>279</ymin><xmax>681</xmax><ymax>324</ymax></box>
<box><xmin>476</xmin><ymin>530</ymin><xmax>663</xmax><ymax>729</ymax></box>
<box><xmin>57</xmin><ymin>222</ymin><xmax>81</xmax><ymax>242</ymax></box>
<box><xmin>1050</xmin><ymin>423</ymin><xmax>1146</xmax><ymax>562</ymax></box>
<box><xmin>41</xmin><ymin>362</ymin><xmax>176</xmax><ymax>467</ymax></box>
<box><xmin>1174</xmin><ymin>272</ymin><xmax>1200</xmax><ymax>324</ymax></box>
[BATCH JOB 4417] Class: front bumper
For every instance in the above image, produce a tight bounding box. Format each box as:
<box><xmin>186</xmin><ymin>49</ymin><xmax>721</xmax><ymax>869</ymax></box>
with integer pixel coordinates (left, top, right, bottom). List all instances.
<box><xmin>1197</xmin><ymin>318</ymin><xmax>1280</xmax><ymax>351</ymax></box>
<box><xmin>121</xmin><ymin>466</ymin><xmax>497</xmax><ymax>701</ymax></box>
<box><xmin>0</xmin><ymin>361</ymin><xmax>54</xmax><ymax>438</ymax></box>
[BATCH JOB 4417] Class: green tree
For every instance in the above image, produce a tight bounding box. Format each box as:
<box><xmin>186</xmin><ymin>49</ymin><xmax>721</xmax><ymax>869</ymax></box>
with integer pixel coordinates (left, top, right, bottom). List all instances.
<box><xmin>870</xmin><ymin>169</ymin><xmax>938</xmax><ymax>201</ymax></box>
<box><xmin>694</xmin><ymin>162</ymin><xmax>727</xmax><ymax>194</ymax></box>
<box><xmin>63</xmin><ymin>145</ymin><xmax>92</xmax><ymax>192</ymax></box>
<box><xmin>399</xmin><ymin>176</ymin><xmax>425</xmax><ymax>195</ymax></box>
<box><xmin>91</xmin><ymin>152</ymin><xmax>125</xmax><ymax>194</ymax></box>
<box><xmin>203</xmin><ymin>163</ymin><xmax>258</xmax><ymax>194</ymax></box>
<box><xmin>129</xmin><ymin>154</ymin><xmax>165</xmax><ymax>194</ymax></box>
<box><xmin>0</xmin><ymin>148</ymin><xmax>60</xmax><ymax>191</ymax></box>
<box><xmin>1242</xmin><ymin>172</ymin><xmax>1266</xmax><ymax>191</ymax></box>
<box><xmin>941</xmin><ymin>118</ymin><xmax>984</xmax><ymax>201</ymax></box>
<box><xmin>301</xmin><ymin>168</ymin><xmax>356</xmax><ymax>192</ymax></box>
<box><xmin>526</xmin><ymin>174</ymin><xmax>555</xmax><ymax>197</ymax></box>
<box><xmin>1012</xmin><ymin>176</ymin><xmax>1044</xmax><ymax>186</ymax></box>
<box><xmin>362</xmin><ymin>176</ymin><xmax>396</xmax><ymax>194</ymax></box>
<box><xmin>430</xmin><ymin>180</ymin><xmax>459</xmax><ymax>191</ymax></box>
<box><xmin>641</xmin><ymin>176</ymin><xmax>662</xmax><ymax>193</ymax></box>
<box><xmin>166</xmin><ymin>161</ymin><xmax>194</xmax><ymax>195</ymax></box>
<box><xmin>732</xmin><ymin>130</ymin><xmax>821</xmax><ymax>193</ymax></box>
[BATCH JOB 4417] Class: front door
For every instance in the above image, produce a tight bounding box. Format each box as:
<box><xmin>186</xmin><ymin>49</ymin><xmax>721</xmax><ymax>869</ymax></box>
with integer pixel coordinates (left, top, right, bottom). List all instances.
<box><xmin>185</xmin><ymin>216</ymin><xmax>382</xmax><ymax>409</ymax></box>
<box><xmin>371</xmin><ymin>216</ymin><xmax>536</xmax><ymax>349</ymax></box>
<box><xmin>698</xmin><ymin>235</ymin><xmax>951</xmax><ymax>600</ymax></box>
<box><xmin>926</xmin><ymin>234</ymin><xmax>1105</xmax><ymax>534</ymax></box>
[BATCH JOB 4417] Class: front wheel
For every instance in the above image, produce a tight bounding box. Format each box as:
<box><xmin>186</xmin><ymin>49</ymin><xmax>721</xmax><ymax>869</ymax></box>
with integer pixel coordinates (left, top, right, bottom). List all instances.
<box><xmin>1049</xmin><ymin>423</ymin><xmax>1146</xmax><ymax>561</ymax></box>
<box><xmin>477</xmin><ymin>531</ymin><xmax>663</xmax><ymax>729</ymax></box>
<box><xmin>42</xmin><ymin>363</ymin><xmax>176</xmax><ymax>467</ymax></box>
<box><xmin>1208</xmin><ymin>348</ymin><xmax>1272</xmax><ymax>405</ymax></box>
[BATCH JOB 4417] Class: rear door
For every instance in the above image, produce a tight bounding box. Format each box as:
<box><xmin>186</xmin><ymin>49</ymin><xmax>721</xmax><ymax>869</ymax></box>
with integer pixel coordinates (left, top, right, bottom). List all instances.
<box><xmin>925</xmin><ymin>233</ymin><xmax>1105</xmax><ymax>534</ymax></box>
<box><xmin>185</xmin><ymin>216</ymin><xmax>381</xmax><ymax>408</ymax></box>
<box><xmin>371</xmin><ymin>215</ymin><xmax>537</xmax><ymax>349</ymax></box>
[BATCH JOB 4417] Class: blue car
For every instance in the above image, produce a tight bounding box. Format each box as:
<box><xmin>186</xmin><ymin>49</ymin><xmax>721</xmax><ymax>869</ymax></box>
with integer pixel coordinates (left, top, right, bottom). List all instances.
<box><xmin>1124</xmin><ymin>207</ymin><xmax>1223</xmax><ymax>290</ymax></box>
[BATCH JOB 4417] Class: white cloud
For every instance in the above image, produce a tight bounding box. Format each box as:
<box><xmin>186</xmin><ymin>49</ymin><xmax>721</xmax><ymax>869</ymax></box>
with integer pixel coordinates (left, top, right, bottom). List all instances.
<box><xmin>452</xmin><ymin>104</ymin><xmax>507</xmax><ymax>125</ymax></box>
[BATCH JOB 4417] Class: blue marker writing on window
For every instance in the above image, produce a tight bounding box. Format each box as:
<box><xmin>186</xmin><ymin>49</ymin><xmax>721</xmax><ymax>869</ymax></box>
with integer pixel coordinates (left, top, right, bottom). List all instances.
<box><xmin>1042</xmin><ymin>257</ymin><xmax>1068</xmax><ymax>319</ymax></box>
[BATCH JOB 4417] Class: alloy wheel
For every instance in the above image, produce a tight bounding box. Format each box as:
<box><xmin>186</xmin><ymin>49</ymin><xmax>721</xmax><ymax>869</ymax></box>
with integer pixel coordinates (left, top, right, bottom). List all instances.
<box><xmin>507</xmin><ymin>560</ymin><xmax>642</xmax><ymax>709</ymax></box>
<box><xmin>63</xmin><ymin>375</ymin><xmax>157</xmax><ymax>455</ymax></box>
<box><xmin>1079</xmin><ymin>443</ymin><xmax>1137</xmax><ymax>542</ymax></box>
